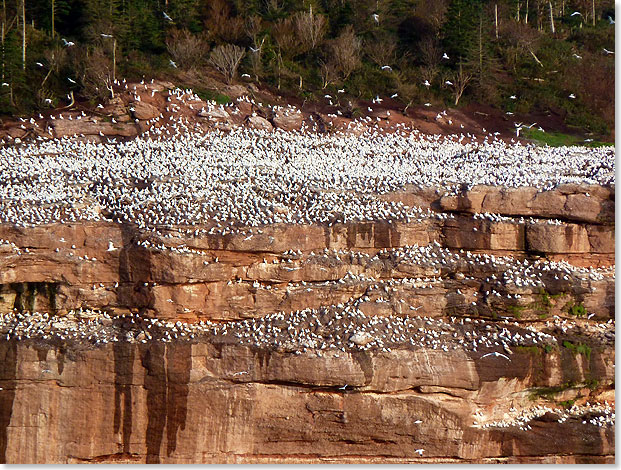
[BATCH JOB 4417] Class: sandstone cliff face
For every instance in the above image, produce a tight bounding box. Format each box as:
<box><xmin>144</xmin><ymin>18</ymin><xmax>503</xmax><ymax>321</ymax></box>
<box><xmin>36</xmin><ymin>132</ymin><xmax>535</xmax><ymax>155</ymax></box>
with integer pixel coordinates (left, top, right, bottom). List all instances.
<box><xmin>0</xmin><ymin>338</ymin><xmax>614</xmax><ymax>464</ymax></box>
<box><xmin>0</xmin><ymin>184</ymin><xmax>614</xmax><ymax>463</ymax></box>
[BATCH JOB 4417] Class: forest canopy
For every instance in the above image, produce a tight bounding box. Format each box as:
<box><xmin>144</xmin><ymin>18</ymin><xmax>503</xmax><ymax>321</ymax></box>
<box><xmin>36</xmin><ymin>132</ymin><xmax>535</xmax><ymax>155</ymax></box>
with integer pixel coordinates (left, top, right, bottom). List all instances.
<box><xmin>0</xmin><ymin>0</ymin><xmax>615</xmax><ymax>135</ymax></box>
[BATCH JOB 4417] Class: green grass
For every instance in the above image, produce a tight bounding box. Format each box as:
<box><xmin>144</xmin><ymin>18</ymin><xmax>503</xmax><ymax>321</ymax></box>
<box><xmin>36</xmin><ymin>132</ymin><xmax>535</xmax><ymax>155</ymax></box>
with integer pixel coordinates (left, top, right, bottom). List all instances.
<box><xmin>522</xmin><ymin>128</ymin><xmax>614</xmax><ymax>148</ymax></box>
<box><xmin>193</xmin><ymin>89</ymin><xmax>232</xmax><ymax>105</ymax></box>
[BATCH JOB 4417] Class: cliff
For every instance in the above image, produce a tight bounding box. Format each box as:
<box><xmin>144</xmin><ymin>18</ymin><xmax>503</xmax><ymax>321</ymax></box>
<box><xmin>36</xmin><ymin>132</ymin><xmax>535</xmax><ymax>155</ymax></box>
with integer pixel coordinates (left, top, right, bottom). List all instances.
<box><xmin>0</xmin><ymin>183</ymin><xmax>614</xmax><ymax>463</ymax></box>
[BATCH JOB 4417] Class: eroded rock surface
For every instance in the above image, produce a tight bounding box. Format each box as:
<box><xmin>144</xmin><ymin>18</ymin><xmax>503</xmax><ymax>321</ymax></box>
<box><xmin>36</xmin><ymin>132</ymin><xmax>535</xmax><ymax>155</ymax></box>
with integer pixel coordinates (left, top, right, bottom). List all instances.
<box><xmin>0</xmin><ymin>117</ymin><xmax>614</xmax><ymax>462</ymax></box>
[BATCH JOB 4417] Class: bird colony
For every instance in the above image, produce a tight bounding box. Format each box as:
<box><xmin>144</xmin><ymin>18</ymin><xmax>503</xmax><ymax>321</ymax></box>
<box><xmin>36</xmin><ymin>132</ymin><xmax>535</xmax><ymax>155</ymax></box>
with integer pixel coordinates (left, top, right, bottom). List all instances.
<box><xmin>0</xmin><ymin>118</ymin><xmax>614</xmax><ymax>231</ymax></box>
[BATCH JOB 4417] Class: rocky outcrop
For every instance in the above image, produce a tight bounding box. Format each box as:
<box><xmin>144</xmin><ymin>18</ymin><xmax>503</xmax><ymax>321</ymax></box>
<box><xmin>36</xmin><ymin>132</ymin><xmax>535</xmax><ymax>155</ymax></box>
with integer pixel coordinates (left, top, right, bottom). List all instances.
<box><xmin>130</xmin><ymin>101</ymin><xmax>161</xmax><ymax>120</ymax></box>
<box><xmin>439</xmin><ymin>184</ymin><xmax>614</xmax><ymax>224</ymax></box>
<box><xmin>0</xmin><ymin>183</ymin><xmax>614</xmax><ymax>463</ymax></box>
<box><xmin>0</xmin><ymin>334</ymin><xmax>614</xmax><ymax>463</ymax></box>
<box><xmin>51</xmin><ymin>118</ymin><xmax>139</xmax><ymax>138</ymax></box>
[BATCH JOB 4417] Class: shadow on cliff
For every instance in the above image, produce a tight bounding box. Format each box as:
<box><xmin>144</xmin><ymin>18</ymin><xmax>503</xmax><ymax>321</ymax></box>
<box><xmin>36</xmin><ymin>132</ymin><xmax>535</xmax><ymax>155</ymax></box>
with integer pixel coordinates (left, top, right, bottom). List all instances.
<box><xmin>139</xmin><ymin>343</ymin><xmax>192</xmax><ymax>463</ymax></box>
<box><xmin>113</xmin><ymin>339</ymin><xmax>192</xmax><ymax>462</ymax></box>
<box><xmin>0</xmin><ymin>341</ymin><xmax>17</xmax><ymax>463</ymax></box>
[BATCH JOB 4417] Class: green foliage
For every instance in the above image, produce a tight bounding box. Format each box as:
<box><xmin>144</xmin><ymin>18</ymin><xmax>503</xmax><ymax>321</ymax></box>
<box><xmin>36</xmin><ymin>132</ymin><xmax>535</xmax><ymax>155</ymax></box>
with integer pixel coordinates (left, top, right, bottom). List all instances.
<box><xmin>529</xmin><ymin>382</ymin><xmax>575</xmax><ymax>401</ymax></box>
<box><xmin>562</xmin><ymin>340</ymin><xmax>592</xmax><ymax>361</ymax></box>
<box><xmin>193</xmin><ymin>89</ymin><xmax>232</xmax><ymax>105</ymax></box>
<box><xmin>441</xmin><ymin>0</ymin><xmax>483</xmax><ymax>63</ymax></box>
<box><xmin>0</xmin><ymin>0</ymin><xmax>614</xmax><ymax>138</ymax></box>
<box><xmin>584</xmin><ymin>377</ymin><xmax>599</xmax><ymax>390</ymax></box>
<box><xmin>522</xmin><ymin>128</ymin><xmax>613</xmax><ymax>147</ymax></box>
<box><xmin>515</xmin><ymin>345</ymin><xmax>540</xmax><ymax>355</ymax></box>
<box><xmin>558</xmin><ymin>399</ymin><xmax>576</xmax><ymax>408</ymax></box>
<box><xmin>567</xmin><ymin>302</ymin><xmax>587</xmax><ymax>317</ymax></box>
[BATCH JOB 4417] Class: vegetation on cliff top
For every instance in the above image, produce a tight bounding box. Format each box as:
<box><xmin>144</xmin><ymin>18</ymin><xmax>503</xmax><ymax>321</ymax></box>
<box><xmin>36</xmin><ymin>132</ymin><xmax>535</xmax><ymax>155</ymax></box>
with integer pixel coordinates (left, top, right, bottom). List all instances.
<box><xmin>0</xmin><ymin>0</ymin><xmax>615</xmax><ymax>137</ymax></box>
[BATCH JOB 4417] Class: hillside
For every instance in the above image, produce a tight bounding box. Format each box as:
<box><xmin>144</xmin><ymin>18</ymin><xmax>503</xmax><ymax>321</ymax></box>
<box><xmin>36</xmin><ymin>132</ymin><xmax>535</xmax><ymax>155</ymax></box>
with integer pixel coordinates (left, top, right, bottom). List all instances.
<box><xmin>0</xmin><ymin>0</ymin><xmax>615</xmax><ymax>140</ymax></box>
<box><xmin>0</xmin><ymin>82</ymin><xmax>615</xmax><ymax>462</ymax></box>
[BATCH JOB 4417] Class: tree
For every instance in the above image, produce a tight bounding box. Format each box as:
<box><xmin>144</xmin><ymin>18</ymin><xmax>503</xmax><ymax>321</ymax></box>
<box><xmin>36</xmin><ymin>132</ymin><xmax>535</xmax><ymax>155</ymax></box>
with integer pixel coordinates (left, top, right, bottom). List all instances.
<box><xmin>328</xmin><ymin>25</ymin><xmax>361</xmax><ymax>80</ymax></box>
<box><xmin>450</xmin><ymin>63</ymin><xmax>472</xmax><ymax>105</ymax></box>
<box><xmin>395</xmin><ymin>70</ymin><xmax>420</xmax><ymax>112</ymax></box>
<box><xmin>293</xmin><ymin>6</ymin><xmax>326</xmax><ymax>53</ymax></box>
<box><xmin>166</xmin><ymin>29</ymin><xmax>209</xmax><ymax>68</ymax></box>
<box><xmin>272</xmin><ymin>16</ymin><xmax>298</xmax><ymax>58</ymax></box>
<box><xmin>441</xmin><ymin>0</ymin><xmax>482</xmax><ymax>63</ymax></box>
<box><xmin>365</xmin><ymin>36</ymin><xmax>396</xmax><ymax>67</ymax></box>
<box><xmin>208</xmin><ymin>43</ymin><xmax>245</xmax><ymax>83</ymax></box>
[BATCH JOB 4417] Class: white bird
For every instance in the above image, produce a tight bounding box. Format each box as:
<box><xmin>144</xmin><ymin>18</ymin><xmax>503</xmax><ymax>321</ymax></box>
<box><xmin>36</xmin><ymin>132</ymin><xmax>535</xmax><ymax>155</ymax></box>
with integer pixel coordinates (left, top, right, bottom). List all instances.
<box><xmin>249</xmin><ymin>46</ymin><xmax>259</xmax><ymax>53</ymax></box>
<box><xmin>570</xmin><ymin>11</ymin><xmax>581</xmax><ymax>16</ymax></box>
<box><xmin>424</xmin><ymin>103</ymin><xmax>431</xmax><ymax>107</ymax></box>
<box><xmin>603</xmin><ymin>48</ymin><xmax>614</xmax><ymax>55</ymax></box>
<box><xmin>107</xmin><ymin>241</ymin><xmax>118</xmax><ymax>251</ymax></box>
<box><xmin>390</xmin><ymin>93</ymin><xmax>398</xmax><ymax>98</ymax></box>
<box><xmin>61</xmin><ymin>38</ymin><xmax>75</xmax><ymax>46</ymax></box>
<box><xmin>67</xmin><ymin>77</ymin><xmax>76</xmax><ymax>84</ymax></box>
<box><xmin>36</xmin><ymin>62</ymin><xmax>44</xmax><ymax>67</ymax></box>
<box><xmin>381</xmin><ymin>65</ymin><xmax>392</xmax><ymax>71</ymax></box>
<box><xmin>338</xmin><ymin>88</ymin><xmax>345</xmax><ymax>93</ymax></box>
<box><xmin>372</xmin><ymin>13</ymin><xmax>379</xmax><ymax>23</ymax></box>
<box><xmin>510</xmin><ymin>95</ymin><xmax>517</xmax><ymax>99</ymax></box>
<box><xmin>415</xmin><ymin>449</ymin><xmax>424</xmax><ymax>456</ymax></box>
<box><xmin>445</xmin><ymin>80</ymin><xmax>453</xmax><ymax>86</ymax></box>
<box><xmin>573</xmin><ymin>53</ymin><xmax>582</xmax><ymax>59</ymax></box>
<box><xmin>1</xmin><ymin>82</ymin><xmax>9</xmax><ymax>86</ymax></box>
<box><xmin>608</xmin><ymin>16</ymin><xmax>615</xmax><ymax>24</ymax></box>
<box><xmin>241</xmin><ymin>73</ymin><xmax>251</xmax><ymax>78</ymax></box>
<box><xmin>480</xmin><ymin>351</ymin><xmax>511</xmax><ymax>361</ymax></box>
<box><xmin>442</xmin><ymin>52</ymin><xmax>449</xmax><ymax>59</ymax></box>
<box><xmin>569</xmin><ymin>93</ymin><xmax>576</xmax><ymax>99</ymax></box>
<box><xmin>169</xmin><ymin>59</ymin><xmax>177</xmax><ymax>68</ymax></box>
<box><xmin>423</xmin><ymin>80</ymin><xmax>431</xmax><ymax>87</ymax></box>
<box><xmin>163</xmin><ymin>11</ymin><xmax>173</xmax><ymax>21</ymax></box>
<box><xmin>101</xmin><ymin>33</ymin><xmax>113</xmax><ymax>38</ymax></box>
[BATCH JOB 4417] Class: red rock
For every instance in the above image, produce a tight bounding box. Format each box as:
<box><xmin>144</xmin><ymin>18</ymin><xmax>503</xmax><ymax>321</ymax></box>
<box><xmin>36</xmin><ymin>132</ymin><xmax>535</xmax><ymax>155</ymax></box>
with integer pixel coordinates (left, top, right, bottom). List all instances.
<box><xmin>130</xmin><ymin>101</ymin><xmax>161</xmax><ymax>120</ymax></box>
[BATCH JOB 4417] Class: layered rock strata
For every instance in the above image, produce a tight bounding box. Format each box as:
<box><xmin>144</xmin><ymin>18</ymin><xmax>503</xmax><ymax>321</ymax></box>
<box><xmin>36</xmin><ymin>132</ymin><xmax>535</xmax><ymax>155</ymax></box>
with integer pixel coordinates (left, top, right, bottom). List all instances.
<box><xmin>0</xmin><ymin>184</ymin><xmax>614</xmax><ymax>463</ymax></box>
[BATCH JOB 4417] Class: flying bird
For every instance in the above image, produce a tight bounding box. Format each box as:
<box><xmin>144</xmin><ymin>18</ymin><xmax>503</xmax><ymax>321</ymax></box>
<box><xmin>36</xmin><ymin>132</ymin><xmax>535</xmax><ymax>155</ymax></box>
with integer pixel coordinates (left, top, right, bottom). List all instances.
<box><xmin>163</xmin><ymin>11</ymin><xmax>173</xmax><ymax>21</ymax></box>
<box><xmin>480</xmin><ymin>351</ymin><xmax>511</xmax><ymax>361</ymax></box>
<box><xmin>442</xmin><ymin>52</ymin><xmax>449</xmax><ymax>59</ymax></box>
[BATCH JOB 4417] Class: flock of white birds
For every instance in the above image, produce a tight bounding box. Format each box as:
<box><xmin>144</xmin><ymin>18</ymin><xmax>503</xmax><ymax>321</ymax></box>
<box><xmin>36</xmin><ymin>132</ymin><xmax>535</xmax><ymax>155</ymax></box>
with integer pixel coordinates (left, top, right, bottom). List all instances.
<box><xmin>0</xmin><ymin>114</ymin><xmax>614</xmax><ymax>232</ymax></box>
